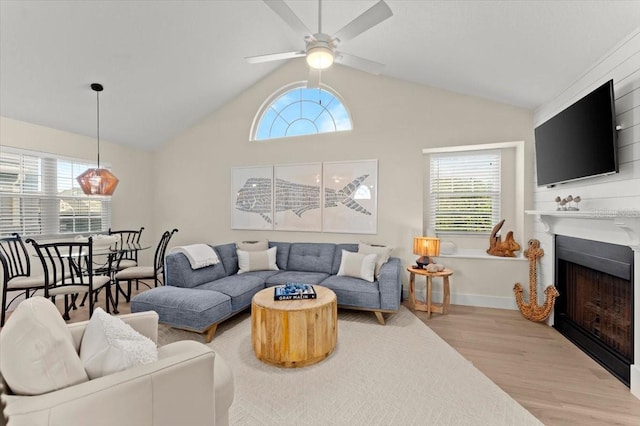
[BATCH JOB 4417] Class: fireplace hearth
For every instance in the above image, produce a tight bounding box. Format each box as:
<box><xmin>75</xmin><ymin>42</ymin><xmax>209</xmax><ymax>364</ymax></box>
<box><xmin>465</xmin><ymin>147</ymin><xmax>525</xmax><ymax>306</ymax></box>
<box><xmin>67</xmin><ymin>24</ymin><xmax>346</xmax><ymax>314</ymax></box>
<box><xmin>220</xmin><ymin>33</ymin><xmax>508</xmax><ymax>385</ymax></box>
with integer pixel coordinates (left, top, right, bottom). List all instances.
<box><xmin>554</xmin><ymin>235</ymin><xmax>634</xmax><ymax>385</ymax></box>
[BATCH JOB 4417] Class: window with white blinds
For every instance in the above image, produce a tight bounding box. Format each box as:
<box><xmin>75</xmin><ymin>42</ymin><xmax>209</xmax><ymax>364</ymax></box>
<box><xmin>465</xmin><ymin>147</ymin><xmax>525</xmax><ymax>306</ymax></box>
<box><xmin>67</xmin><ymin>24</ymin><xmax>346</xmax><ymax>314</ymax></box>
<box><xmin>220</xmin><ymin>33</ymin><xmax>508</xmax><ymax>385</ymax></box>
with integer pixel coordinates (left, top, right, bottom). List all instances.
<box><xmin>0</xmin><ymin>147</ymin><xmax>111</xmax><ymax>237</ymax></box>
<box><xmin>429</xmin><ymin>150</ymin><xmax>501</xmax><ymax>234</ymax></box>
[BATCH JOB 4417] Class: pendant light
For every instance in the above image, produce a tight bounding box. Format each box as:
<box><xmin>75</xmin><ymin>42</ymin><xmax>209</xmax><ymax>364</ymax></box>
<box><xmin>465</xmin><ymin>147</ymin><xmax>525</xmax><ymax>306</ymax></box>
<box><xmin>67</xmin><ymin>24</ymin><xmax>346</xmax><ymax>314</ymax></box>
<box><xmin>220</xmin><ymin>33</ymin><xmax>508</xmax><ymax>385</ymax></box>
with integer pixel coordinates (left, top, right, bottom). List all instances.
<box><xmin>76</xmin><ymin>83</ymin><xmax>119</xmax><ymax>196</ymax></box>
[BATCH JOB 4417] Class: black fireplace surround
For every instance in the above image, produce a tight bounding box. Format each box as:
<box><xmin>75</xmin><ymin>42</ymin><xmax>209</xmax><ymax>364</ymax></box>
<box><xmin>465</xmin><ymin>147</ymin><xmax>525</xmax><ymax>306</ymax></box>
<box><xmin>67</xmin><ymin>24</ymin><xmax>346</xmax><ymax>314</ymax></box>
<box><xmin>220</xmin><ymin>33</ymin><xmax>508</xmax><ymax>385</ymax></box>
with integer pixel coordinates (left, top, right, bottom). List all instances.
<box><xmin>554</xmin><ymin>235</ymin><xmax>634</xmax><ymax>386</ymax></box>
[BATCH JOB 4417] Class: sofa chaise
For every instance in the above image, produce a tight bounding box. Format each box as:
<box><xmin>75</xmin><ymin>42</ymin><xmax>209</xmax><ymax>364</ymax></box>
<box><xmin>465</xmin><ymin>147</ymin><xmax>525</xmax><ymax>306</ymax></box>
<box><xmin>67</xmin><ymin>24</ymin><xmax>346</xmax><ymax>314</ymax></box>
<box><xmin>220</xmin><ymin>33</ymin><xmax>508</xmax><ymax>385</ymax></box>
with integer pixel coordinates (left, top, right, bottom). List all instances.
<box><xmin>131</xmin><ymin>242</ymin><xmax>402</xmax><ymax>341</ymax></box>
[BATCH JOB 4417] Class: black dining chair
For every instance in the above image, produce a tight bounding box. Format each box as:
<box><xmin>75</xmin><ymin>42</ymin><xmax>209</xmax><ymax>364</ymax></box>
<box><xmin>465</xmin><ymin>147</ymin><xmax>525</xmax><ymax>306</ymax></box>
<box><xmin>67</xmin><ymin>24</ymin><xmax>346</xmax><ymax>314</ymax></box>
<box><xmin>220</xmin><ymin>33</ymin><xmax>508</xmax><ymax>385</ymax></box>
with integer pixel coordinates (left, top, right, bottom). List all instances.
<box><xmin>114</xmin><ymin>228</ymin><xmax>178</xmax><ymax>303</ymax></box>
<box><xmin>0</xmin><ymin>233</ymin><xmax>47</xmax><ymax>326</ymax></box>
<box><xmin>26</xmin><ymin>237</ymin><xmax>113</xmax><ymax>320</ymax></box>
<box><xmin>108</xmin><ymin>227</ymin><xmax>144</xmax><ymax>270</ymax></box>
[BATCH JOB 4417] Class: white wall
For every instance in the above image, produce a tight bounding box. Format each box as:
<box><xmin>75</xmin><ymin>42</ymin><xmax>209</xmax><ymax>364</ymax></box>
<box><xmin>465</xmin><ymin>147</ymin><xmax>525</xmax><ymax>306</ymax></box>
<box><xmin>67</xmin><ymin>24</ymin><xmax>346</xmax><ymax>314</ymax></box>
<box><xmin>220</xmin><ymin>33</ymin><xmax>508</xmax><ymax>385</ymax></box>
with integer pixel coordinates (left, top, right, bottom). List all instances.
<box><xmin>0</xmin><ymin>116</ymin><xmax>155</xmax><ymax>263</ymax></box>
<box><xmin>532</xmin><ymin>28</ymin><xmax>640</xmax><ymax>287</ymax></box>
<box><xmin>153</xmin><ymin>59</ymin><xmax>535</xmax><ymax>307</ymax></box>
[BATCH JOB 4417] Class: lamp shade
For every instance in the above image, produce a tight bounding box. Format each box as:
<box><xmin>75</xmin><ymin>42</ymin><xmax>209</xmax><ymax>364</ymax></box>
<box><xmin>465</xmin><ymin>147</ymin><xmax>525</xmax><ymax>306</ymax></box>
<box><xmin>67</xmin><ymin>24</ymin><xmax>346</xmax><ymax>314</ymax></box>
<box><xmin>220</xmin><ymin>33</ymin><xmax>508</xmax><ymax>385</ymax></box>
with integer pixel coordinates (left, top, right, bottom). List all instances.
<box><xmin>306</xmin><ymin>46</ymin><xmax>334</xmax><ymax>69</ymax></box>
<box><xmin>413</xmin><ymin>237</ymin><xmax>440</xmax><ymax>257</ymax></box>
<box><xmin>77</xmin><ymin>168</ymin><xmax>119</xmax><ymax>196</ymax></box>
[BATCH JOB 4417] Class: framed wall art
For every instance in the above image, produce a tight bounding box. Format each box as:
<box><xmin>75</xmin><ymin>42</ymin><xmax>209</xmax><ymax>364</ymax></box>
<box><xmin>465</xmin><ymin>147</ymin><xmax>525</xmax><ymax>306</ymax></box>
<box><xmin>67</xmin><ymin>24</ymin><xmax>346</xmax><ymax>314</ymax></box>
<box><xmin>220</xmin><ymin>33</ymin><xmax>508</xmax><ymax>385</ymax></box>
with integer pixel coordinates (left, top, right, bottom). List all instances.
<box><xmin>231</xmin><ymin>165</ymin><xmax>274</xmax><ymax>230</ymax></box>
<box><xmin>273</xmin><ymin>162</ymin><xmax>322</xmax><ymax>232</ymax></box>
<box><xmin>322</xmin><ymin>159</ymin><xmax>378</xmax><ymax>234</ymax></box>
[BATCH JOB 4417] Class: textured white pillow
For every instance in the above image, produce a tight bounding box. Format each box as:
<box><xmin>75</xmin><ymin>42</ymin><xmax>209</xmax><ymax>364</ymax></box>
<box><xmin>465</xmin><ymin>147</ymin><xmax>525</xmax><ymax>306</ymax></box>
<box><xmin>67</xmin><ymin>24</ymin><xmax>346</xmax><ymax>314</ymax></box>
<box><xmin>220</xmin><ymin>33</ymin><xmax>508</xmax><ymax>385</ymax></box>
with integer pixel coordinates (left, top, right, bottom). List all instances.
<box><xmin>80</xmin><ymin>307</ymin><xmax>158</xmax><ymax>380</ymax></box>
<box><xmin>358</xmin><ymin>243</ymin><xmax>392</xmax><ymax>277</ymax></box>
<box><xmin>237</xmin><ymin>247</ymin><xmax>279</xmax><ymax>274</ymax></box>
<box><xmin>0</xmin><ymin>296</ymin><xmax>89</xmax><ymax>395</ymax></box>
<box><xmin>337</xmin><ymin>250</ymin><xmax>377</xmax><ymax>282</ymax></box>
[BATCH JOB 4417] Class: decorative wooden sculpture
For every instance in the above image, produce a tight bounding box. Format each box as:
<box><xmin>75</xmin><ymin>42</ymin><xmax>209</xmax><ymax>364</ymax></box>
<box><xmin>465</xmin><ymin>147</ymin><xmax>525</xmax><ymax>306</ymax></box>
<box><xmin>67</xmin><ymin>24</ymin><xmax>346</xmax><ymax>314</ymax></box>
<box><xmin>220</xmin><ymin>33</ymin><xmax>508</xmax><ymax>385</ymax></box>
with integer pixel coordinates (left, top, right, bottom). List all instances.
<box><xmin>514</xmin><ymin>239</ymin><xmax>559</xmax><ymax>322</ymax></box>
<box><xmin>486</xmin><ymin>219</ymin><xmax>521</xmax><ymax>257</ymax></box>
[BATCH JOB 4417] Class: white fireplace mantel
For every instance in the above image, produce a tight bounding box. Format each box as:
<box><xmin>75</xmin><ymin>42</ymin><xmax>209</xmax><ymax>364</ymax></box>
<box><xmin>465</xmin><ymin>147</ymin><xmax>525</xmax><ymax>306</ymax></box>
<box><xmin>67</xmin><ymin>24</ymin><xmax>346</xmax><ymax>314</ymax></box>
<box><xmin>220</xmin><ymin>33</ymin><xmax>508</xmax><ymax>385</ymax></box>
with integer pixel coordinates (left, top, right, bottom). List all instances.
<box><xmin>525</xmin><ymin>210</ymin><xmax>640</xmax><ymax>250</ymax></box>
<box><xmin>525</xmin><ymin>210</ymin><xmax>640</xmax><ymax>399</ymax></box>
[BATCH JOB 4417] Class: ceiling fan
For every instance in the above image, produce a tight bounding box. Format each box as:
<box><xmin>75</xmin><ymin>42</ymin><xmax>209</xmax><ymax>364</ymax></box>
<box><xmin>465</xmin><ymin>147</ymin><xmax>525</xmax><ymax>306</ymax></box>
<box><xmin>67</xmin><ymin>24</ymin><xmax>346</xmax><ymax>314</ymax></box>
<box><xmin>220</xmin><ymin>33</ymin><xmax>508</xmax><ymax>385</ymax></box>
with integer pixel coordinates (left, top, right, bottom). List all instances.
<box><xmin>245</xmin><ymin>0</ymin><xmax>393</xmax><ymax>87</ymax></box>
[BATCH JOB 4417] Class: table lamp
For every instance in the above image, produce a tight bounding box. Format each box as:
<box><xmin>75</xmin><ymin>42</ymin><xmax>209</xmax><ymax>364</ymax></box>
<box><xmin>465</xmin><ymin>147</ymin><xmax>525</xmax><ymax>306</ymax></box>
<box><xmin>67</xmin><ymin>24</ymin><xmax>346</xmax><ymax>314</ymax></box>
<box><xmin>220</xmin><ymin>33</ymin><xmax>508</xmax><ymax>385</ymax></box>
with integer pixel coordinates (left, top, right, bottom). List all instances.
<box><xmin>413</xmin><ymin>237</ymin><xmax>440</xmax><ymax>269</ymax></box>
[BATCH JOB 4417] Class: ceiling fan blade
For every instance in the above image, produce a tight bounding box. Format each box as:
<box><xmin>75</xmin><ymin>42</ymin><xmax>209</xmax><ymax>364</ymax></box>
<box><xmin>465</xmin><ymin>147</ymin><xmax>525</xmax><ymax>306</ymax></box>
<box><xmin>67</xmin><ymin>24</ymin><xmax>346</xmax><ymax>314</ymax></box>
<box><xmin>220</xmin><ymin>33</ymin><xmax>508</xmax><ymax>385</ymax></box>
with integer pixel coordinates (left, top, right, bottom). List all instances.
<box><xmin>335</xmin><ymin>52</ymin><xmax>385</xmax><ymax>75</ymax></box>
<box><xmin>264</xmin><ymin>0</ymin><xmax>311</xmax><ymax>38</ymax></box>
<box><xmin>307</xmin><ymin>68</ymin><xmax>321</xmax><ymax>88</ymax></box>
<box><xmin>333</xmin><ymin>0</ymin><xmax>393</xmax><ymax>43</ymax></box>
<box><xmin>245</xmin><ymin>50</ymin><xmax>305</xmax><ymax>64</ymax></box>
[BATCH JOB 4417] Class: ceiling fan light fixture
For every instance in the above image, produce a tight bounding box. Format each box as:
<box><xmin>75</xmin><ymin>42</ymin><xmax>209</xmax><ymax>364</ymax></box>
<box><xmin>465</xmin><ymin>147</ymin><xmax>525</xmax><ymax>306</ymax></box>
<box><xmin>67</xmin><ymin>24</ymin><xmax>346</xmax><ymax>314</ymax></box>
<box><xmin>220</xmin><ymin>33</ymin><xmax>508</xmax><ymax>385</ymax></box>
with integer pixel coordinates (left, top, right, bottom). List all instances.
<box><xmin>250</xmin><ymin>0</ymin><xmax>392</xmax><ymax>74</ymax></box>
<box><xmin>306</xmin><ymin>45</ymin><xmax>334</xmax><ymax>70</ymax></box>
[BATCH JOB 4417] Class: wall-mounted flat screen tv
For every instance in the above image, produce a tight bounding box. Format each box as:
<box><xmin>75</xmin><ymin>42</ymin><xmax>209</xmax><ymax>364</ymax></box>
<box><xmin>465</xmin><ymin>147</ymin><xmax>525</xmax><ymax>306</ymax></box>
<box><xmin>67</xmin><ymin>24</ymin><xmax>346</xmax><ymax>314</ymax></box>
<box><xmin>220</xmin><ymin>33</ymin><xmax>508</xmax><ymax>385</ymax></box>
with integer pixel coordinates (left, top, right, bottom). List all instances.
<box><xmin>534</xmin><ymin>79</ymin><xmax>618</xmax><ymax>187</ymax></box>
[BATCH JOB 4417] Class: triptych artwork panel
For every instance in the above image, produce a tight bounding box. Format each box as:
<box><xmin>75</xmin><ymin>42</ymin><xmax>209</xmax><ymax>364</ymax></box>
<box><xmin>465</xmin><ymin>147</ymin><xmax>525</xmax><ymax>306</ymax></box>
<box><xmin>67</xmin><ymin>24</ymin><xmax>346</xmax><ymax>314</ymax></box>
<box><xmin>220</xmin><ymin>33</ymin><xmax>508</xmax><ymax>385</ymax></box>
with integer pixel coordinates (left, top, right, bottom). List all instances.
<box><xmin>231</xmin><ymin>160</ymin><xmax>377</xmax><ymax>234</ymax></box>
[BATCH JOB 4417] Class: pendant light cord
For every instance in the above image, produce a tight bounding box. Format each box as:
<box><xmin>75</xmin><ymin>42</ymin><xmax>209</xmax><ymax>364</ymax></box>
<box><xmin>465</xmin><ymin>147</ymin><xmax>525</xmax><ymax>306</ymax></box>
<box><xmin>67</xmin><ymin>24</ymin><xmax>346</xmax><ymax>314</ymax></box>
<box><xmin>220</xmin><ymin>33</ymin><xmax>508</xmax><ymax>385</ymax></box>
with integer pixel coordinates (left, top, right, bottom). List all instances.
<box><xmin>96</xmin><ymin>88</ymin><xmax>100</xmax><ymax>168</ymax></box>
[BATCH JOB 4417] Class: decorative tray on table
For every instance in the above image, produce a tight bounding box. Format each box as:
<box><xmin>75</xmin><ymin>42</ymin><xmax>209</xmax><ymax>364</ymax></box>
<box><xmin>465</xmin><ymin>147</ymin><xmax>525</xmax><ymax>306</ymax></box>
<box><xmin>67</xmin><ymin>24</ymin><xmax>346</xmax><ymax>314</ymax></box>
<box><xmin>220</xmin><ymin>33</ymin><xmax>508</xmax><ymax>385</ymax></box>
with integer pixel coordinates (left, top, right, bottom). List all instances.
<box><xmin>274</xmin><ymin>283</ymin><xmax>317</xmax><ymax>301</ymax></box>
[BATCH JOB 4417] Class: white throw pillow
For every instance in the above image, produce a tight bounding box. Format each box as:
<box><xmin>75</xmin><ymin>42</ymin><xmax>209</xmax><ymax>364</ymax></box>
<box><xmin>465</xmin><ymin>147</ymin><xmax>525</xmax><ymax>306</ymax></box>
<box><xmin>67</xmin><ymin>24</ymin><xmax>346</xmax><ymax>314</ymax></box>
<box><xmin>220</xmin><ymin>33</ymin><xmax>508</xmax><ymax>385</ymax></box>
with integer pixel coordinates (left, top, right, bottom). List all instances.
<box><xmin>236</xmin><ymin>240</ymin><xmax>269</xmax><ymax>251</ymax></box>
<box><xmin>358</xmin><ymin>243</ymin><xmax>392</xmax><ymax>277</ymax></box>
<box><xmin>337</xmin><ymin>250</ymin><xmax>377</xmax><ymax>283</ymax></box>
<box><xmin>80</xmin><ymin>307</ymin><xmax>158</xmax><ymax>380</ymax></box>
<box><xmin>237</xmin><ymin>247</ymin><xmax>279</xmax><ymax>273</ymax></box>
<box><xmin>0</xmin><ymin>296</ymin><xmax>89</xmax><ymax>395</ymax></box>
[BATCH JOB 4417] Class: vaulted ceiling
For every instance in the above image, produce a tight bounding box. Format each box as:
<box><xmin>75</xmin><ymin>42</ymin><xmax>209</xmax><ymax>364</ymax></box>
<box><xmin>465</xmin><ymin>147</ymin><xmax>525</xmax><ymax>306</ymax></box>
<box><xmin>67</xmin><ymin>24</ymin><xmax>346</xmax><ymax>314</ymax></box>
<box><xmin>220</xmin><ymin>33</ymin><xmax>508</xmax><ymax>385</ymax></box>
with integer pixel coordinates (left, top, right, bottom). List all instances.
<box><xmin>1</xmin><ymin>1</ymin><xmax>639</xmax><ymax>150</ymax></box>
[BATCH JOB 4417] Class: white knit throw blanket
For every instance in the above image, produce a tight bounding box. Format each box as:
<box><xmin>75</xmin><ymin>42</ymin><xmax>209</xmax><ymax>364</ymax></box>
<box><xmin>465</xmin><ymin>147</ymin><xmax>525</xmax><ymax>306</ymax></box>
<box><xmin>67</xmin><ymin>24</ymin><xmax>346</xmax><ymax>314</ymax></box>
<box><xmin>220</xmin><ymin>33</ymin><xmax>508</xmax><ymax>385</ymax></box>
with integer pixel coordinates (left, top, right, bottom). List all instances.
<box><xmin>170</xmin><ymin>244</ymin><xmax>219</xmax><ymax>269</ymax></box>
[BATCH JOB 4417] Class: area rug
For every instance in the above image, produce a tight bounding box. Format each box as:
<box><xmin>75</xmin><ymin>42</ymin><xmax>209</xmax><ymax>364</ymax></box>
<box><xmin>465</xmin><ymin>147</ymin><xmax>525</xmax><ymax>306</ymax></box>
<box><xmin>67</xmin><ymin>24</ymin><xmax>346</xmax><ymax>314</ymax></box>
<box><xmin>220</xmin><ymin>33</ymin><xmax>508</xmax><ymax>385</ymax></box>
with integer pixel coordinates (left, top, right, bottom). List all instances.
<box><xmin>158</xmin><ymin>306</ymin><xmax>542</xmax><ymax>425</ymax></box>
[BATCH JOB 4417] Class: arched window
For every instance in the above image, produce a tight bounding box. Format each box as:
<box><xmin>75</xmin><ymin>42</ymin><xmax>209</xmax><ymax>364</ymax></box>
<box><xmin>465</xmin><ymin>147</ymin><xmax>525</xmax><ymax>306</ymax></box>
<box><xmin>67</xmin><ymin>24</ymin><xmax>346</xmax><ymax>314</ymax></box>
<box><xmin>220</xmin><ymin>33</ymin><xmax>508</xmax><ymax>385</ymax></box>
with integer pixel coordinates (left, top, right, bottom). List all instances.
<box><xmin>251</xmin><ymin>83</ymin><xmax>352</xmax><ymax>141</ymax></box>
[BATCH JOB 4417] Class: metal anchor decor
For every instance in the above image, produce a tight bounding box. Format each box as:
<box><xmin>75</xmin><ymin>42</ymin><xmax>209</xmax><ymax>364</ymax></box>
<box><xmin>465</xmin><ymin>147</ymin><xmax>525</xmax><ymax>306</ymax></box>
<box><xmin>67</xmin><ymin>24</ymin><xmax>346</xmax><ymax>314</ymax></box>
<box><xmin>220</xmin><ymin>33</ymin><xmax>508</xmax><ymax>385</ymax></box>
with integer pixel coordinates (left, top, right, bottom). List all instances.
<box><xmin>514</xmin><ymin>239</ymin><xmax>559</xmax><ymax>322</ymax></box>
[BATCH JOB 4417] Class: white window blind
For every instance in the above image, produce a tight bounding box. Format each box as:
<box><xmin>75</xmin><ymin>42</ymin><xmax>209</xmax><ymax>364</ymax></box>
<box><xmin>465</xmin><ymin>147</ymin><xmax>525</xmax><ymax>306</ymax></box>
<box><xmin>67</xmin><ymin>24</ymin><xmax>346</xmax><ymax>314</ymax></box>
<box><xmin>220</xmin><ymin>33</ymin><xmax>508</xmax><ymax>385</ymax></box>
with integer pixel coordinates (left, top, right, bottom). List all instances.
<box><xmin>0</xmin><ymin>147</ymin><xmax>111</xmax><ymax>237</ymax></box>
<box><xmin>429</xmin><ymin>150</ymin><xmax>501</xmax><ymax>234</ymax></box>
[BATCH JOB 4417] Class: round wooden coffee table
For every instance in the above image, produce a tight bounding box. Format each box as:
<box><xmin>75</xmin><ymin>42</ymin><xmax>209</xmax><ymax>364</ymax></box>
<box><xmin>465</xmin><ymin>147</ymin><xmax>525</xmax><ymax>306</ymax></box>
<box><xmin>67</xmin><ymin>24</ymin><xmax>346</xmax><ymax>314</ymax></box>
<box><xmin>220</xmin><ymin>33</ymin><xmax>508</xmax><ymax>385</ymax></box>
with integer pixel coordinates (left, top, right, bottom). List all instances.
<box><xmin>251</xmin><ymin>285</ymin><xmax>337</xmax><ymax>368</ymax></box>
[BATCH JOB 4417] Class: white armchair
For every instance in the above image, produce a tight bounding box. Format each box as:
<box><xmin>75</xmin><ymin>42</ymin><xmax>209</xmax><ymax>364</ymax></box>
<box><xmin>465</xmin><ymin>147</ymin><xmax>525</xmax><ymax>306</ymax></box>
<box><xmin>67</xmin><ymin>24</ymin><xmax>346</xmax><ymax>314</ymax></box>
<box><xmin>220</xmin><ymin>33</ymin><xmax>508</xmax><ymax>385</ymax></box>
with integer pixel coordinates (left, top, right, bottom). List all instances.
<box><xmin>0</xmin><ymin>304</ymin><xmax>234</xmax><ymax>426</ymax></box>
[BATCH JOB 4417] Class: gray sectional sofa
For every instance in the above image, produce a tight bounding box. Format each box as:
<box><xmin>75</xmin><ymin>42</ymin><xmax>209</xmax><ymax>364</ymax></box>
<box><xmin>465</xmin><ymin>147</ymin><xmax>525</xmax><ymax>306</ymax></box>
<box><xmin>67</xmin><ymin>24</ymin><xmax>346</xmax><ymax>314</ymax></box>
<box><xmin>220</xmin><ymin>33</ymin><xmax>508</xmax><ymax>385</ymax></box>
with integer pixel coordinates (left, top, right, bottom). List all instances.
<box><xmin>131</xmin><ymin>242</ymin><xmax>402</xmax><ymax>341</ymax></box>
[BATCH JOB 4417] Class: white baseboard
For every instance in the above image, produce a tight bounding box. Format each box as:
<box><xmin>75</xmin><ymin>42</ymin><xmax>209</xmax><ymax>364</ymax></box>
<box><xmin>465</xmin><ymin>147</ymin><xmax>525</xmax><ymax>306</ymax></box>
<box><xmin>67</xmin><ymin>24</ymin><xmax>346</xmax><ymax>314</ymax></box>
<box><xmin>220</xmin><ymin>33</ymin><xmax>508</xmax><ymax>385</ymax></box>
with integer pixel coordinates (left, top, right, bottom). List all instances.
<box><xmin>631</xmin><ymin>365</ymin><xmax>640</xmax><ymax>400</ymax></box>
<box><xmin>403</xmin><ymin>289</ymin><xmax>518</xmax><ymax>311</ymax></box>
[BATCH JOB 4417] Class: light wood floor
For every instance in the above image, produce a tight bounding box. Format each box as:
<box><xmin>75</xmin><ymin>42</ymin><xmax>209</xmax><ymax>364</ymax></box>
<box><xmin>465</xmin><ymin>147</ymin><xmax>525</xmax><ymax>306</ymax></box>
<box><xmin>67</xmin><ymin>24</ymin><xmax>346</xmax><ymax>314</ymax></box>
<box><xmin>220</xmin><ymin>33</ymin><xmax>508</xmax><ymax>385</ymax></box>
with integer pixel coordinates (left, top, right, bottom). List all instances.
<box><xmin>5</xmin><ymin>291</ymin><xmax>640</xmax><ymax>425</ymax></box>
<box><xmin>406</xmin><ymin>302</ymin><xmax>640</xmax><ymax>426</ymax></box>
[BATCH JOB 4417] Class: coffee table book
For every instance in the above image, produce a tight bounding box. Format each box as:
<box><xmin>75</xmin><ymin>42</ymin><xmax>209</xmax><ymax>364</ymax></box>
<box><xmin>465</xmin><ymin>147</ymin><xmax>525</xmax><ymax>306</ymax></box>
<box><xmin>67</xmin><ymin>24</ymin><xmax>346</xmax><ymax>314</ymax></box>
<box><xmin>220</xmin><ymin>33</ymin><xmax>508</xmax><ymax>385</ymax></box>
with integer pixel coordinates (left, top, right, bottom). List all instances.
<box><xmin>274</xmin><ymin>284</ymin><xmax>317</xmax><ymax>301</ymax></box>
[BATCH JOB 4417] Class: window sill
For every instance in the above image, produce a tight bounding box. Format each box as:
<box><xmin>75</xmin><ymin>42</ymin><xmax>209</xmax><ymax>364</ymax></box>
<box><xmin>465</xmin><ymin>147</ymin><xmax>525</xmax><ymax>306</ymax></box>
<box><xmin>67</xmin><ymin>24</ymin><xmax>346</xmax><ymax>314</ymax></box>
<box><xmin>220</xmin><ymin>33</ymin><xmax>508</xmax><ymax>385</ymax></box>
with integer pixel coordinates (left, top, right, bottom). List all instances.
<box><xmin>437</xmin><ymin>248</ymin><xmax>527</xmax><ymax>261</ymax></box>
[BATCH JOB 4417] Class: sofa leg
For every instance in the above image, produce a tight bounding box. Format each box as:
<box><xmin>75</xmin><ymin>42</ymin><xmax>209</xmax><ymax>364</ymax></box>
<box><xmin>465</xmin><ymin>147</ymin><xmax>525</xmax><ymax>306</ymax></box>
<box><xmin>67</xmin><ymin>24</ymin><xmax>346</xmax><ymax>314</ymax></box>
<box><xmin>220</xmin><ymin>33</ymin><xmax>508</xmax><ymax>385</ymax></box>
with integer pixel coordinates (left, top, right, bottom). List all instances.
<box><xmin>204</xmin><ymin>323</ymin><xmax>218</xmax><ymax>343</ymax></box>
<box><xmin>374</xmin><ymin>311</ymin><xmax>385</xmax><ymax>325</ymax></box>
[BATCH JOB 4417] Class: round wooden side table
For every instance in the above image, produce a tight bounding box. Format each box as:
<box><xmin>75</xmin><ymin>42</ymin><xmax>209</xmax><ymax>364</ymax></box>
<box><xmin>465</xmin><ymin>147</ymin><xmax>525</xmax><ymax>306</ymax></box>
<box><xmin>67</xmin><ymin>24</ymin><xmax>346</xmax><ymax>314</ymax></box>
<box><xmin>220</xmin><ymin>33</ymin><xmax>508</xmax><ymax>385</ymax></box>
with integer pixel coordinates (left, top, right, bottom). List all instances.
<box><xmin>251</xmin><ymin>285</ymin><xmax>337</xmax><ymax>368</ymax></box>
<box><xmin>407</xmin><ymin>267</ymin><xmax>454</xmax><ymax>318</ymax></box>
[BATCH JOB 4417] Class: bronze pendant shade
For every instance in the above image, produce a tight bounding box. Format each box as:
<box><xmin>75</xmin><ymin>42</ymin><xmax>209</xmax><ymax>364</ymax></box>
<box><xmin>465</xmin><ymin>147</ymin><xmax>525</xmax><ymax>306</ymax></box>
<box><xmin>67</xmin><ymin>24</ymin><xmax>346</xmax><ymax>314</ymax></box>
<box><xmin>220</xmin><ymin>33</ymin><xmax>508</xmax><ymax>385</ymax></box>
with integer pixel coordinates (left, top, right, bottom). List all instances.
<box><xmin>76</xmin><ymin>167</ymin><xmax>119</xmax><ymax>196</ymax></box>
<box><xmin>77</xmin><ymin>83</ymin><xmax>119</xmax><ymax>196</ymax></box>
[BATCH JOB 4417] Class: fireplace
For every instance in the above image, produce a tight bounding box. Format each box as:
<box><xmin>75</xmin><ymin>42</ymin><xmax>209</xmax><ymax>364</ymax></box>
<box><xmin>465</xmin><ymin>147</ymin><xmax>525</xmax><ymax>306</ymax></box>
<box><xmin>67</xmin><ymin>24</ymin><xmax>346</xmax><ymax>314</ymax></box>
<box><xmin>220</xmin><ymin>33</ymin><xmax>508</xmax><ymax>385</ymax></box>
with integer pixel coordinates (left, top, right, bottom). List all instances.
<box><xmin>554</xmin><ymin>235</ymin><xmax>634</xmax><ymax>385</ymax></box>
